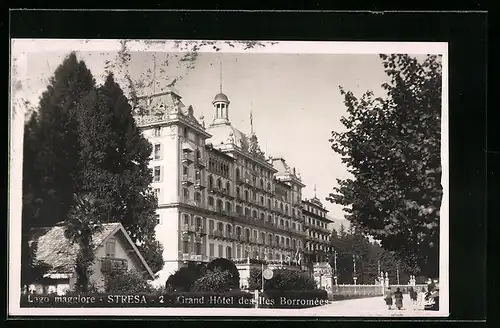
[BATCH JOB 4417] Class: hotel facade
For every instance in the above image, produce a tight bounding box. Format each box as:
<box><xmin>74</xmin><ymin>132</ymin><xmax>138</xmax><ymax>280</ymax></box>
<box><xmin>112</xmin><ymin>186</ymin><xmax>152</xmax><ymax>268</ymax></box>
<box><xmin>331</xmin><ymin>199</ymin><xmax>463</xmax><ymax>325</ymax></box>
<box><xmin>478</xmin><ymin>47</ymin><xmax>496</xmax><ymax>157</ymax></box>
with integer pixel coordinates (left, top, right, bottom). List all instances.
<box><xmin>133</xmin><ymin>86</ymin><xmax>333</xmax><ymax>287</ymax></box>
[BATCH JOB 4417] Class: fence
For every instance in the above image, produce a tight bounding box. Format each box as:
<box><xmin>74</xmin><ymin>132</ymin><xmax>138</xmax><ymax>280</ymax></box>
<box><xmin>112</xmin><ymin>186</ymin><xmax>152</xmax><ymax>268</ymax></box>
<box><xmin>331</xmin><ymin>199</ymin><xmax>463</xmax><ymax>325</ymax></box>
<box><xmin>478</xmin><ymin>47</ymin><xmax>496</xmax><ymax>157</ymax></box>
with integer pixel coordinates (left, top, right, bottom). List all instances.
<box><xmin>328</xmin><ymin>284</ymin><xmax>428</xmax><ymax>300</ymax></box>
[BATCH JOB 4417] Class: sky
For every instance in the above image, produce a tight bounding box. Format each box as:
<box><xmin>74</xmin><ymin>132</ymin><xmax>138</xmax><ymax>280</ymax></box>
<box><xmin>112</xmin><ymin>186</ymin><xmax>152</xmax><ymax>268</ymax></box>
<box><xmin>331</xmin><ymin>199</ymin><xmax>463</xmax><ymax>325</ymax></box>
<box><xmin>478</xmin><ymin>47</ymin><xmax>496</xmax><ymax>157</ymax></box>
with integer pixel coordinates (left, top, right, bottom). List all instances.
<box><xmin>12</xmin><ymin>40</ymin><xmax>442</xmax><ymax>228</ymax></box>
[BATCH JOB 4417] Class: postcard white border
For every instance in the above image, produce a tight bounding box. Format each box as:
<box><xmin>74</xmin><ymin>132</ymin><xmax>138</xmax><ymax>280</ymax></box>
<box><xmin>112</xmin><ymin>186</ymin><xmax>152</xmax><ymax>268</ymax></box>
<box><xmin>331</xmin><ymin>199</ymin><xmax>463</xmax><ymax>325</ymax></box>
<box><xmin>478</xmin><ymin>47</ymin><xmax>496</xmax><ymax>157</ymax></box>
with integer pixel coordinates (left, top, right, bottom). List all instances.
<box><xmin>9</xmin><ymin>40</ymin><xmax>449</xmax><ymax>317</ymax></box>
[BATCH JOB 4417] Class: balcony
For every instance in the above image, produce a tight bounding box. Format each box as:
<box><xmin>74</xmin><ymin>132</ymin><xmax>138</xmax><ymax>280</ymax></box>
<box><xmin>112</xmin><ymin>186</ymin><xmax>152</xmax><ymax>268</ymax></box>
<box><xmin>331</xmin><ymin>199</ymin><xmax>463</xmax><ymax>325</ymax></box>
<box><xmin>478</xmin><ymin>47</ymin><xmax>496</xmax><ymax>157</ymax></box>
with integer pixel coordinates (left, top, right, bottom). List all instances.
<box><xmin>194</xmin><ymin>158</ymin><xmax>206</xmax><ymax>168</ymax></box>
<box><xmin>100</xmin><ymin>258</ymin><xmax>128</xmax><ymax>274</ymax></box>
<box><xmin>194</xmin><ymin>179</ymin><xmax>206</xmax><ymax>190</ymax></box>
<box><xmin>182</xmin><ymin>153</ymin><xmax>194</xmax><ymax>165</ymax></box>
<box><xmin>181</xmin><ymin>253</ymin><xmax>204</xmax><ymax>262</ymax></box>
<box><xmin>181</xmin><ymin>174</ymin><xmax>193</xmax><ymax>186</ymax></box>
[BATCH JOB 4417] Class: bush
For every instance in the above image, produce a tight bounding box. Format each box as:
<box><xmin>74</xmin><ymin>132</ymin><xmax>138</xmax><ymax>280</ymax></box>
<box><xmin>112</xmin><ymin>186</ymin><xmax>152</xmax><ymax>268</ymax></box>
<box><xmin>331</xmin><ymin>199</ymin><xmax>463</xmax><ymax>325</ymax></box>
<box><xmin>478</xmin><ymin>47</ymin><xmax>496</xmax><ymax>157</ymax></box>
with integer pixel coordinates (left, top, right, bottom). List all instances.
<box><xmin>166</xmin><ymin>264</ymin><xmax>205</xmax><ymax>292</ymax></box>
<box><xmin>248</xmin><ymin>268</ymin><xmax>317</xmax><ymax>291</ymax></box>
<box><xmin>191</xmin><ymin>268</ymin><xmax>233</xmax><ymax>293</ymax></box>
<box><xmin>206</xmin><ymin>258</ymin><xmax>240</xmax><ymax>289</ymax></box>
<box><xmin>105</xmin><ymin>269</ymin><xmax>154</xmax><ymax>294</ymax></box>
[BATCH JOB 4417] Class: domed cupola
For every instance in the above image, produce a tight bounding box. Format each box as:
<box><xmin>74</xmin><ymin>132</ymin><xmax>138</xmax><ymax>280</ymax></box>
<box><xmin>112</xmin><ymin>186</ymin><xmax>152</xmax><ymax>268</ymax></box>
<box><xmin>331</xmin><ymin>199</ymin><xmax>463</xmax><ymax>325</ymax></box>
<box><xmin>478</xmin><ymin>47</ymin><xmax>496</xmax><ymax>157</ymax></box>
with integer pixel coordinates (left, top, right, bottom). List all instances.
<box><xmin>212</xmin><ymin>62</ymin><xmax>231</xmax><ymax>125</ymax></box>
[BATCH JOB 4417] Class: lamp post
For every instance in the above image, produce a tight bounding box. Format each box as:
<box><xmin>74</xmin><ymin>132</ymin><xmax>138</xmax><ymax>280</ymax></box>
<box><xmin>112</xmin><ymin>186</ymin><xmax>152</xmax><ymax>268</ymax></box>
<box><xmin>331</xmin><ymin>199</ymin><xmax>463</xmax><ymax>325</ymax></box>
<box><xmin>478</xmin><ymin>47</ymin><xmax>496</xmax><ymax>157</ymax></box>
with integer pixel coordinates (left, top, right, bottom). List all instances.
<box><xmin>396</xmin><ymin>264</ymin><xmax>400</xmax><ymax>285</ymax></box>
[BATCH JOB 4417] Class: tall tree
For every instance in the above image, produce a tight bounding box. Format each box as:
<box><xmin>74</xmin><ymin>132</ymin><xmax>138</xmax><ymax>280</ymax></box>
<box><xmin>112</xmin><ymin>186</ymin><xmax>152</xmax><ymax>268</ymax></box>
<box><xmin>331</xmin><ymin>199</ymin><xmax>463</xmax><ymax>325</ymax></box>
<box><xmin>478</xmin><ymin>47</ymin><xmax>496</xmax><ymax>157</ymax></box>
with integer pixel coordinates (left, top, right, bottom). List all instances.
<box><xmin>23</xmin><ymin>52</ymin><xmax>96</xmax><ymax>226</ymax></box>
<box><xmin>75</xmin><ymin>73</ymin><xmax>164</xmax><ymax>273</ymax></box>
<box><xmin>327</xmin><ymin>54</ymin><xmax>442</xmax><ymax>277</ymax></box>
<box><xmin>21</xmin><ymin>52</ymin><xmax>96</xmax><ymax>288</ymax></box>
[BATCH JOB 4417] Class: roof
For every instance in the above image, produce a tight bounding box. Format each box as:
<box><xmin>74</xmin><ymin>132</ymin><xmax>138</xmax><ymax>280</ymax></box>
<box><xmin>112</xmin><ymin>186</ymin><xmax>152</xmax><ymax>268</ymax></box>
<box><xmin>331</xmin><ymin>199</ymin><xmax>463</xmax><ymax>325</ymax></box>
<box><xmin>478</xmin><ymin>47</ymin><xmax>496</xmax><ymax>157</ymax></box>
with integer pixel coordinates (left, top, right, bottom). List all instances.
<box><xmin>29</xmin><ymin>223</ymin><xmax>155</xmax><ymax>280</ymax></box>
<box><xmin>212</xmin><ymin>92</ymin><xmax>230</xmax><ymax>104</ymax></box>
<box><xmin>207</xmin><ymin>123</ymin><xmax>250</xmax><ymax>151</ymax></box>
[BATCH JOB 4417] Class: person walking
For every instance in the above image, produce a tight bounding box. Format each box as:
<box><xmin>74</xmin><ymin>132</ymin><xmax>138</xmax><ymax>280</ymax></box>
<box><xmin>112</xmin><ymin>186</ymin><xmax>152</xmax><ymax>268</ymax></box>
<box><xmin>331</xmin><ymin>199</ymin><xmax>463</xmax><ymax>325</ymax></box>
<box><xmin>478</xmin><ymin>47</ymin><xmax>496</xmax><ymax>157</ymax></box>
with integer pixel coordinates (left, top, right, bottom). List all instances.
<box><xmin>409</xmin><ymin>286</ymin><xmax>417</xmax><ymax>309</ymax></box>
<box><xmin>394</xmin><ymin>287</ymin><xmax>404</xmax><ymax>310</ymax></box>
<box><xmin>417</xmin><ymin>287</ymin><xmax>426</xmax><ymax>310</ymax></box>
<box><xmin>384</xmin><ymin>287</ymin><xmax>393</xmax><ymax>310</ymax></box>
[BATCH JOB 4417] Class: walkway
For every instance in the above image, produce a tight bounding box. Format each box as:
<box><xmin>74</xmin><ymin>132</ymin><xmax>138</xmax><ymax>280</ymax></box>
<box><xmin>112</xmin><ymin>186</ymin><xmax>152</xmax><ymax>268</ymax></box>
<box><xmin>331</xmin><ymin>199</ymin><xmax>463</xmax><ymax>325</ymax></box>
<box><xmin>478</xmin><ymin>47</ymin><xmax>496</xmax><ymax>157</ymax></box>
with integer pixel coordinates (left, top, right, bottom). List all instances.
<box><xmin>299</xmin><ymin>294</ymin><xmax>440</xmax><ymax>317</ymax></box>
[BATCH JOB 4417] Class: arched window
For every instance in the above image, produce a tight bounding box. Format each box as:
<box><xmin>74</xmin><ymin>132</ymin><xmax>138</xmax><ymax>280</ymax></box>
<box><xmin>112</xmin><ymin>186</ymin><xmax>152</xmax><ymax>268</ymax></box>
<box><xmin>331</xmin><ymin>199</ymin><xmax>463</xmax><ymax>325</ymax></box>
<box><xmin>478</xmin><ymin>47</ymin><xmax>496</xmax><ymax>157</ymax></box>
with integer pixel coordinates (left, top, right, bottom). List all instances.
<box><xmin>252</xmin><ymin>210</ymin><xmax>257</xmax><ymax>218</ymax></box>
<box><xmin>285</xmin><ymin>205</ymin><xmax>289</xmax><ymax>214</ymax></box>
<box><xmin>267</xmin><ymin>199</ymin><xmax>271</xmax><ymax>208</ymax></box>
<box><xmin>208</xmin><ymin>176</ymin><xmax>214</xmax><ymax>189</ymax></box>
<box><xmin>280</xmin><ymin>203</ymin><xmax>284</xmax><ymax>212</ymax></box>
<box><xmin>260</xmin><ymin>196</ymin><xmax>264</xmax><ymax>205</ymax></box>
<box><xmin>236</xmin><ymin>168</ymin><xmax>240</xmax><ymax>180</ymax></box>
<box><xmin>267</xmin><ymin>182</ymin><xmax>271</xmax><ymax>191</ymax></box>
<box><xmin>236</xmin><ymin>187</ymin><xmax>240</xmax><ymax>198</ymax></box>
<box><xmin>217</xmin><ymin>199</ymin><xmax>223</xmax><ymax>211</ymax></box>
<box><xmin>217</xmin><ymin>178</ymin><xmax>222</xmax><ymax>189</ymax></box>
<box><xmin>245</xmin><ymin>228</ymin><xmax>251</xmax><ymax>238</ymax></box>
<box><xmin>226</xmin><ymin>181</ymin><xmax>230</xmax><ymax>192</ymax></box>
<box><xmin>217</xmin><ymin>222</ymin><xmax>223</xmax><ymax>231</ymax></box>
<box><xmin>244</xmin><ymin>190</ymin><xmax>249</xmax><ymax>201</ymax></box>
<box><xmin>195</xmin><ymin>149</ymin><xmax>201</xmax><ymax>160</ymax></box>
<box><xmin>226</xmin><ymin>224</ymin><xmax>232</xmax><ymax>234</ymax></box>
<box><xmin>268</xmin><ymin>215</ymin><xmax>272</xmax><ymax>222</ymax></box>
<box><xmin>236</xmin><ymin>226</ymin><xmax>242</xmax><ymax>236</ymax></box>
<box><xmin>260</xmin><ymin>212</ymin><xmax>265</xmax><ymax>220</ymax></box>
<box><xmin>260</xmin><ymin>179</ymin><xmax>264</xmax><ymax>188</ymax></box>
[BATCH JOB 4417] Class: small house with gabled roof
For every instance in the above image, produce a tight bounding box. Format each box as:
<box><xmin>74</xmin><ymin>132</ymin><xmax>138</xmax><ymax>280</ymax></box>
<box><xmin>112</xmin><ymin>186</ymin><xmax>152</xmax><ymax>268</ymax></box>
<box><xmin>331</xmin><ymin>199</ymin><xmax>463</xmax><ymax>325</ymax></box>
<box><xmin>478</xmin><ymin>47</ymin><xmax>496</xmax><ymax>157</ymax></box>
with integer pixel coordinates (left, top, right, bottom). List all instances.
<box><xmin>27</xmin><ymin>222</ymin><xmax>155</xmax><ymax>295</ymax></box>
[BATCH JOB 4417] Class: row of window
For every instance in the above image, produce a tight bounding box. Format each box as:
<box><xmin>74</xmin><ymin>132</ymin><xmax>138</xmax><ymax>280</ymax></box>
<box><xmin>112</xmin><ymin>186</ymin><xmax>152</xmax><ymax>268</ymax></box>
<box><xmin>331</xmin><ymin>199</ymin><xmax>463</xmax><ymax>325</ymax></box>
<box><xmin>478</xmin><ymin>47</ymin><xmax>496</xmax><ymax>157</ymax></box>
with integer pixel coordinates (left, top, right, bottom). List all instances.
<box><xmin>181</xmin><ymin>241</ymin><xmax>295</xmax><ymax>261</ymax></box>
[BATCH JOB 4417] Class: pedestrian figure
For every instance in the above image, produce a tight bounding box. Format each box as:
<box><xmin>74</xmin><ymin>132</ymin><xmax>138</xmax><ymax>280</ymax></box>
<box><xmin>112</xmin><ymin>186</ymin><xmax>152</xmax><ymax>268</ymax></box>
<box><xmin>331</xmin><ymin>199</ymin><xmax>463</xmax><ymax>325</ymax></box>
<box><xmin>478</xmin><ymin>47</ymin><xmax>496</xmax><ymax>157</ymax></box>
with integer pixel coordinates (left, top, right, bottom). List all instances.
<box><xmin>417</xmin><ymin>287</ymin><xmax>426</xmax><ymax>310</ymax></box>
<box><xmin>394</xmin><ymin>287</ymin><xmax>403</xmax><ymax>310</ymax></box>
<box><xmin>409</xmin><ymin>286</ymin><xmax>417</xmax><ymax>308</ymax></box>
<box><xmin>384</xmin><ymin>287</ymin><xmax>393</xmax><ymax>310</ymax></box>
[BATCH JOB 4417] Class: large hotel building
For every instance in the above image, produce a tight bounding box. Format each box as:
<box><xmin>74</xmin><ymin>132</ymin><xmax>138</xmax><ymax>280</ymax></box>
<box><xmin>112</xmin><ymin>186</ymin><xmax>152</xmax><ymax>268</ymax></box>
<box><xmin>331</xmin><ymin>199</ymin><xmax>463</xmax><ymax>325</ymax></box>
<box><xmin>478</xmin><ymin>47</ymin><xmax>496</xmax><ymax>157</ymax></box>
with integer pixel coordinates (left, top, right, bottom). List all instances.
<box><xmin>134</xmin><ymin>85</ymin><xmax>333</xmax><ymax>287</ymax></box>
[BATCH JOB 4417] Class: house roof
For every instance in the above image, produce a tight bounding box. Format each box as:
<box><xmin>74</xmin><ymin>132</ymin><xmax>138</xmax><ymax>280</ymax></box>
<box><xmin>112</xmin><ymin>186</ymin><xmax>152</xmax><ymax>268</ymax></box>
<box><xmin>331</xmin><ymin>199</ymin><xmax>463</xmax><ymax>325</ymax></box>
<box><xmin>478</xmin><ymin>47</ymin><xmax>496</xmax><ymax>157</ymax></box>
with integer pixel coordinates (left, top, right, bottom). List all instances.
<box><xmin>29</xmin><ymin>222</ymin><xmax>155</xmax><ymax>280</ymax></box>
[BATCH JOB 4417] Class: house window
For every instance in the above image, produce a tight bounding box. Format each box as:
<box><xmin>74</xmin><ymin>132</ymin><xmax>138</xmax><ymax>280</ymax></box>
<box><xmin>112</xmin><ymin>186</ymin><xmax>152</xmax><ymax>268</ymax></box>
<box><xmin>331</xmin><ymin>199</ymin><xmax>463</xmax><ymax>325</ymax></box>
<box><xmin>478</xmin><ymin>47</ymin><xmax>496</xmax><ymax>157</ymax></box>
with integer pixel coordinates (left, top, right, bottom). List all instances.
<box><xmin>154</xmin><ymin>188</ymin><xmax>160</xmax><ymax>202</ymax></box>
<box><xmin>105</xmin><ymin>238</ymin><xmax>116</xmax><ymax>257</ymax></box>
<box><xmin>195</xmin><ymin>192</ymin><xmax>201</xmax><ymax>202</ymax></box>
<box><xmin>218</xmin><ymin>245</ymin><xmax>224</xmax><ymax>257</ymax></box>
<box><xmin>267</xmin><ymin>199</ymin><xmax>271</xmax><ymax>208</ymax></box>
<box><xmin>195</xmin><ymin>243</ymin><xmax>202</xmax><ymax>255</ymax></box>
<box><xmin>154</xmin><ymin>144</ymin><xmax>162</xmax><ymax>160</ymax></box>
<box><xmin>208</xmin><ymin>196</ymin><xmax>214</xmax><ymax>206</ymax></box>
<box><xmin>260</xmin><ymin>196</ymin><xmax>264</xmax><ymax>205</ymax></box>
<box><xmin>182</xmin><ymin>241</ymin><xmax>189</xmax><ymax>254</ymax></box>
<box><xmin>237</xmin><ymin>246</ymin><xmax>241</xmax><ymax>259</ymax></box>
<box><xmin>183</xmin><ymin>166</ymin><xmax>189</xmax><ymax>175</ymax></box>
<box><xmin>209</xmin><ymin>244</ymin><xmax>214</xmax><ymax>257</ymax></box>
<box><xmin>245</xmin><ymin>190</ymin><xmax>249</xmax><ymax>202</ymax></box>
<box><xmin>209</xmin><ymin>220</ymin><xmax>214</xmax><ymax>231</ymax></box>
<box><xmin>252</xmin><ymin>191</ymin><xmax>256</xmax><ymax>200</ymax></box>
<box><xmin>226</xmin><ymin>246</ymin><xmax>232</xmax><ymax>259</ymax></box>
<box><xmin>183</xmin><ymin>188</ymin><xmax>189</xmax><ymax>200</ymax></box>
<box><xmin>155</xmin><ymin>214</ymin><xmax>160</xmax><ymax>225</ymax></box>
<box><xmin>225</xmin><ymin>202</ymin><xmax>231</xmax><ymax>212</ymax></box>
<box><xmin>183</xmin><ymin>214</ymin><xmax>190</xmax><ymax>225</ymax></box>
<box><xmin>154</xmin><ymin>127</ymin><xmax>161</xmax><ymax>136</ymax></box>
<box><xmin>153</xmin><ymin>166</ymin><xmax>161</xmax><ymax>182</ymax></box>
<box><xmin>236</xmin><ymin>187</ymin><xmax>240</xmax><ymax>198</ymax></box>
<box><xmin>236</xmin><ymin>205</ymin><xmax>242</xmax><ymax>214</ymax></box>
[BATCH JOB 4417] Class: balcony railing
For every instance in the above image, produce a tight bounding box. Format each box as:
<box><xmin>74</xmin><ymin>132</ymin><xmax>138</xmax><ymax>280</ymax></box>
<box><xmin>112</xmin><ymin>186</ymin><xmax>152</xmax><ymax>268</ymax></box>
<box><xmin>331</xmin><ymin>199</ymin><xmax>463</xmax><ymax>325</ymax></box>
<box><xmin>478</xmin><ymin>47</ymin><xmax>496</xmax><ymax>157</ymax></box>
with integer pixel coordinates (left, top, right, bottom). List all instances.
<box><xmin>182</xmin><ymin>253</ymin><xmax>204</xmax><ymax>262</ymax></box>
<box><xmin>194</xmin><ymin>179</ymin><xmax>206</xmax><ymax>190</ymax></box>
<box><xmin>182</xmin><ymin>153</ymin><xmax>194</xmax><ymax>164</ymax></box>
<box><xmin>100</xmin><ymin>258</ymin><xmax>128</xmax><ymax>273</ymax></box>
<box><xmin>194</xmin><ymin>158</ymin><xmax>206</xmax><ymax>168</ymax></box>
<box><xmin>181</xmin><ymin>174</ymin><xmax>193</xmax><ymax>186</ymax></box>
